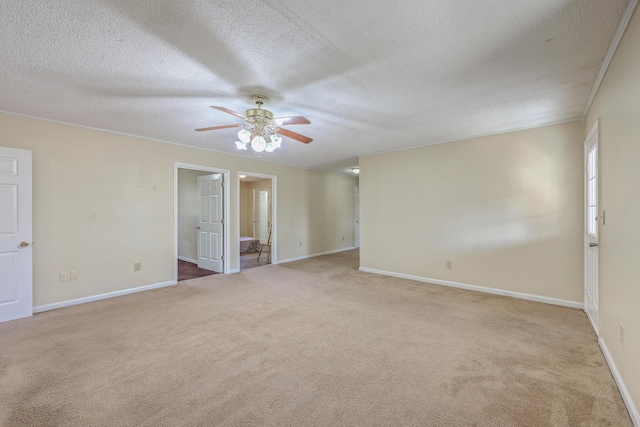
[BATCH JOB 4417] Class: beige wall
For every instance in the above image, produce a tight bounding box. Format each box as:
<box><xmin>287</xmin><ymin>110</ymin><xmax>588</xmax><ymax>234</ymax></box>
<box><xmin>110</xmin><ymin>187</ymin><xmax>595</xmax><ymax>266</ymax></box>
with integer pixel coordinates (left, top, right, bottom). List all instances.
<box><xmin>585</xmin><ymin>5</ymin><xmax>640</xmax><ymax>417</ymax></box>
<box><xmin>0</xmin><ymin>113</ymin><xmax>358</xmax><ymax>307</ymax></box>
<box><xmin>360</xmin><ymin>121</ymin><xmax>584</xmax><ymax>303</ymax></box>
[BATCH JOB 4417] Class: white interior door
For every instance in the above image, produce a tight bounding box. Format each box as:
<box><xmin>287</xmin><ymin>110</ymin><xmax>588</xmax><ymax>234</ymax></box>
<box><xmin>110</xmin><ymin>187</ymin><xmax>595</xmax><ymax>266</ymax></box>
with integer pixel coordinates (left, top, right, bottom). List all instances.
<box><xmin>253</xmin><ymin>189</ymin><xmax>269</xmax><ymax>243</ymax></box>
<box><xmin>0</xmin><ymin>146</ymin><xmax>33</xmax><ymax>322</ymax></box>
<box><xmin>585</xmin><ymin>123</ymin><xmax>599</xmax><ymax>334</ymax></box>
<box><xmin>355</xmin><ymin>187</ymin><xmax>360</xmax><ymax>247</ymax></box>
<box><xmin>197</xmin><ymin>174</ymin><xmax>223</xmax><ymax>273</ymax></box>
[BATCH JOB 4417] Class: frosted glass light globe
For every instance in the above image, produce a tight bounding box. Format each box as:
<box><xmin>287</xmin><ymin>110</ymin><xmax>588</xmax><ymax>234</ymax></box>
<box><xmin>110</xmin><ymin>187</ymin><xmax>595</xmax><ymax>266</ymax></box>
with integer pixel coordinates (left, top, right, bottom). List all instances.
<box><xmin>238</xmin><ymin>129</ymin><xmax>251</xmax><ymax>143</ymax></box>
<box><xmin>270</xmin><ymin>134</ymin><xmax>282</xmax><ymax>149</ymax></box>
<box><xmin>251</xmin><ymin>136</ymin><xmax>266</xmax><ymax>152</ymax></box>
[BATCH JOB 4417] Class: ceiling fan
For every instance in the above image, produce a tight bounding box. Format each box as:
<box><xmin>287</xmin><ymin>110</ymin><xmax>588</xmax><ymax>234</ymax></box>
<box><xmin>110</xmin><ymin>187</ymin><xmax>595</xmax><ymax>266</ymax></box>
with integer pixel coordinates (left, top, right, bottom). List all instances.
<box><xmin>196</xmin><ymin>95</ymin><xmax>312</xmax><ymax>152</ymax></box>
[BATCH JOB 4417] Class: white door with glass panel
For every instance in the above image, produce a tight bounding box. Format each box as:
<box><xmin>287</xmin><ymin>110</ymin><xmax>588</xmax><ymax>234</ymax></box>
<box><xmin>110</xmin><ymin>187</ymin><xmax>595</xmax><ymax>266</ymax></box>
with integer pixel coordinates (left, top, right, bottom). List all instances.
<box><xmin>197</xmin><ymin>174</ymin><xmax>223</xmax><ymax>273</ymax></box>
<box><xmin>585</xmin><ymin>124</ymin><xmax>599</xmax><ymax>334</ymax></box>
<box><xmin>0</xmin><ymin>146</ymin><xmax>33</xmax><ymax>323</ymax></box>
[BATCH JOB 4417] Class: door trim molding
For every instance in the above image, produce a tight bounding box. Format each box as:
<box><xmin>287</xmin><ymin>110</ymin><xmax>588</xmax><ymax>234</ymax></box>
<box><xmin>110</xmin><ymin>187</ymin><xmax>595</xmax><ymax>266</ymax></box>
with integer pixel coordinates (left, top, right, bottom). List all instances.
<box><xmin>586</xmin><ymin>119</ymin><xmax>599</xmax><ymax>144</ymax></box>
<box><xmin>237</xmin><ymin>172</ymin><xmax>277</xmax><ymax>265</ymax></box>
<box><xmin>174</xmin><ymin>163</ymin><xmax>230</xmax><ymax>280</ymax></box>
<box><xmin>584</xmin><ymin>119</ymin><xmax>599</xmax><ymax>335</ymax></box>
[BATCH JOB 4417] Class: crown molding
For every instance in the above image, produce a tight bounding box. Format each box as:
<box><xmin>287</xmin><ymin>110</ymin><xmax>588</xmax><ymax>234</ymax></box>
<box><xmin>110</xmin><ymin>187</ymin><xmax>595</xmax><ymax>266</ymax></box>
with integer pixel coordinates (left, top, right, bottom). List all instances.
<box><xmin>582</xmin><ymin>0</ymin><xmax>640</xmax><ymax>119</ymax></box>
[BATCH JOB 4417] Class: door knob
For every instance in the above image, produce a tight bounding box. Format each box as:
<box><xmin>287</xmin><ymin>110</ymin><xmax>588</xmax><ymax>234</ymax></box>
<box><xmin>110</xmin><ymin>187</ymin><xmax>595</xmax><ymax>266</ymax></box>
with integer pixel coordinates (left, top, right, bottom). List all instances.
<box><xmin>589</xmin><ymin>243</ymin><xmax>598</xmax><ymax>247</ymax></box>
<box><xmin>20</xmin><ymin>241</ymin><xmax>29</xmax><ymax>247</ymax></box>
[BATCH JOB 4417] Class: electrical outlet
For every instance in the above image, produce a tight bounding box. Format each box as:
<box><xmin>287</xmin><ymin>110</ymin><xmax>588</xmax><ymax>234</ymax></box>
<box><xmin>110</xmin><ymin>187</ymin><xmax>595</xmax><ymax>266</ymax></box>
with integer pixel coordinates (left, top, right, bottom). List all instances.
<box><xmin>59</xmin><ymin>272</ymin><xmax>69</xmax><ymax>282</ymax></box>
<box><xmin>134</xmin><ymin>262</ymin><xmax>141</xmax><ymax>272</ymax></box>
<box><xmin>446</xmin><ymin>260</ymin><xmax>452</xmax><ymax>269</ymax></box>
<box><xmin>70</xmin><ymin>271</ymin><xmax>78</xmax><ymax>280</ymax></box>
<box><xmin>620</xmin><ymin>324</ymin><xmax>625</xmax><ymax>345</ymax></box>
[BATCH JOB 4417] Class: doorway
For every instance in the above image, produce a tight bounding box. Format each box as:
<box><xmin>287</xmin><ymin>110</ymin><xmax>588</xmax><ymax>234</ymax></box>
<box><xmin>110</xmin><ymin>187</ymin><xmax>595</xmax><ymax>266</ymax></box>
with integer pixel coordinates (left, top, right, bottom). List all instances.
<box><xmin>238</xmin><ymin>172</ymin><xmax>277</xmax><ymax>271</ymax></box>
<box><xmin>174</xmin><ymin>163</ymin><xmax>230</xmax><ymax>282</ymax></box>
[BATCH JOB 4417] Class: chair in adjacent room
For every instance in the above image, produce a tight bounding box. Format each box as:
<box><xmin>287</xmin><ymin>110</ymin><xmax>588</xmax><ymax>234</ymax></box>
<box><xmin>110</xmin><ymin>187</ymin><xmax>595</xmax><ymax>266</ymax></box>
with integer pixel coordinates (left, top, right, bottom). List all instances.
<box><xmin>257</xmin><ymin>227</ymin><xmax>272</xmax><ymax>264</ymax></box>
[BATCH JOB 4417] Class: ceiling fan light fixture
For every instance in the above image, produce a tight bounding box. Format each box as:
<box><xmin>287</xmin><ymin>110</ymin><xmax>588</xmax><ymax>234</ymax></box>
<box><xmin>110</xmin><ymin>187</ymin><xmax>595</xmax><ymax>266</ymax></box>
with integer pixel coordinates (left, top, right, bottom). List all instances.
<box><xmin>238</xmin><ymin>128</ymin><xmax>251</xmax><ymax>143</ymax></box>
<box><xmin>352</xmin><ymin>167</ymin><xmax>360</xmax><ymax>174</ymax></box>
<box><xmin>270</xmin><ymin>134</ymin><xmax>282</xmax><ymax>149</ymax></box>
<box><xmin>251</xmin><ymin>135</ymin><xmax>267</xmax><ymax>152</ymax></box>
<box><xmin>197</xmin><ymin>95</ymin><xmax>312</xmax><ymax>152</ymax></box>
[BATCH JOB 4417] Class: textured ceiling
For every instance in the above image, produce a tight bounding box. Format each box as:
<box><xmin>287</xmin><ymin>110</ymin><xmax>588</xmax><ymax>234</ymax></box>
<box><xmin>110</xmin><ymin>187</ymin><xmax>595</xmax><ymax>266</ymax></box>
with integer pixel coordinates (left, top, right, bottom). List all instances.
<box><xmin>0</xmin><ymin>0</ymin><xmax>631</xmax><ymax>174</ymax></box>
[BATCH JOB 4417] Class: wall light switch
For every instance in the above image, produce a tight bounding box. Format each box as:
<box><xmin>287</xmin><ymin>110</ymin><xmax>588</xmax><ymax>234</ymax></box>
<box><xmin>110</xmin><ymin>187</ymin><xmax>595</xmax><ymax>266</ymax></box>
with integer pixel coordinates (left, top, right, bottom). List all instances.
<box><xmin>134</xmin><ymin>262</ymin><xmax>141</xmax><ymax>271</ymax></box>
<box><xmin>70</xmin><ymin>271</ymin><xmax>78</xmax><ymax>280</ymax></box>
<box><xmin>59</xmin><ymin>272</ymin><xmax>69</xmax><ymax>282</ymax></box>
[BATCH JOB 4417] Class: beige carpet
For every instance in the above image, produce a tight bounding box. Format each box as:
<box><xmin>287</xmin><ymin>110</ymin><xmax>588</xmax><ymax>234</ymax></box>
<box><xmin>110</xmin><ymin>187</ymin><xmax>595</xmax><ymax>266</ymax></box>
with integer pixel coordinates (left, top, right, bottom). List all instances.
<box><xmin>0</xmin><ymin>250</ymin><xmax>631</xmax><ymax>426</ymax></box>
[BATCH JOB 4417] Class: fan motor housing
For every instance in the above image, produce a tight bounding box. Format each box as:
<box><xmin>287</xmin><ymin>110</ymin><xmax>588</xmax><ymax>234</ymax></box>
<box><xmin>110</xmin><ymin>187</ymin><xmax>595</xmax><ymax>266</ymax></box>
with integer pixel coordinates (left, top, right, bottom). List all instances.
<box><xmin>245</xmin><ymin>108</ymin><xmax>273</xmax><ymax>119</ymax></box>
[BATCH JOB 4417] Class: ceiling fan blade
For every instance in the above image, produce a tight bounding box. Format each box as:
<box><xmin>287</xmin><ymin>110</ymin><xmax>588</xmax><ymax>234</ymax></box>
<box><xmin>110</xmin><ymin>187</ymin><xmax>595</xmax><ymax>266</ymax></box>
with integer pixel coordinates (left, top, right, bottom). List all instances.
<box><xmin>195</xmin><ymin>124</ymin><xmax>245</xmax><ymax>132</ymax></box>
<box><xmin>211</xmin><ymin>106</ymin><xmax>247</xmax><ymax>120</ymax></box>
<box><xmin>277</xmin><ymin>127</ymin><xmax>313</xmax><ymax>144</ymax></box>
<box><xmin>273</xmin><ymin>116</ymin><xmax>311</xmax><ymax>126</ymax></box>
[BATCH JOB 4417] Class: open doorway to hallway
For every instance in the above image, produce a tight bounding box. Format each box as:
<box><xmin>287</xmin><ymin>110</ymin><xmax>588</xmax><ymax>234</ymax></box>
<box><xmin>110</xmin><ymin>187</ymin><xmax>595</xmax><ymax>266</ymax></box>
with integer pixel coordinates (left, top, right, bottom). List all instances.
<box><xmin>238</xmin><ymin>172</ymin><xmax>276</xmax><ymax>271</ymax></box>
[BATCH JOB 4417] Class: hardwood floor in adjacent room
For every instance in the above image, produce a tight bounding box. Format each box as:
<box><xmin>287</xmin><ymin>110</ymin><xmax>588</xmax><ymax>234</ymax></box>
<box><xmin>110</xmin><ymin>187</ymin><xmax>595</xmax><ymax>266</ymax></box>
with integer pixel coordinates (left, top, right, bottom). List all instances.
<box><xmin>177</xmin><ymin>259</ymin><xmax>217</xmax><ymax>281</ymax></box>
<box><xmin>240</xmin><ymin>250</ymin><xmax>269</xmax><ymax>271</ymax></box>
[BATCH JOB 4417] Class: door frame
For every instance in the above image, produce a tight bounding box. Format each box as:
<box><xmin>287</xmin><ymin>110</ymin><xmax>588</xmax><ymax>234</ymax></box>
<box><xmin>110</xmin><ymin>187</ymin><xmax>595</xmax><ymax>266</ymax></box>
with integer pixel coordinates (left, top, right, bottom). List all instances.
<box><xmin>174</xmin><ymin>162</ymin><xmax>230</xmax><ymax>281</ymax></box>
<box><xmin>237</xmin><ymin>171</ymin><xmax>277</xmax><ymax>266</ymax></box>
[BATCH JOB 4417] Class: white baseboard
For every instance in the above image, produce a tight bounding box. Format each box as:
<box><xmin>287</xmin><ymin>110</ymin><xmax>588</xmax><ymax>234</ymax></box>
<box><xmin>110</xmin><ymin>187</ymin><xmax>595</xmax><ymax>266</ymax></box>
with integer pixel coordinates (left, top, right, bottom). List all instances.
<box><xmin>277</xmin><ymin>246</ymin><xmax>357</xmax><ymax>264</ymax></box>
<box><xmin>228</xmin><ymin>268</ymin><xmax>240</xmax><ymax>274</ymax></box>
<box><xmin>599</xmin><ymin>338</ymin><xmax>639</xmax><ymax>426</ymax></box>
<box><xmin>358</xmin><ymin>267</ymin><xmax>584</xmax><ymax>310</ymax></box>
<box><xmin>33</xmin><ymin>280</ymin><xmax>176</xmax><ymax>313</ymax></box>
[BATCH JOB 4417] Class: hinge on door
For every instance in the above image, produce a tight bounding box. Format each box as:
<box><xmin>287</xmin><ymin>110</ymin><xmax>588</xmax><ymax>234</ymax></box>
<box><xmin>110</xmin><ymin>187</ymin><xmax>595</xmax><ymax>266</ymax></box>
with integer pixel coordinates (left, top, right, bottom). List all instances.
<box><xmin>221</xmin><ymin>181</ymin><xmax>224</xmax><ymax>187</ymax></box>
<box><xmin>221</xmin><ymin>255</ymin><xmax>224</xmax><ymax>261</ymax></box>
<box><xmin>221</xmin><ymin>218</ymin><xmax>224</xmax><ymax>224</ymax></box>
